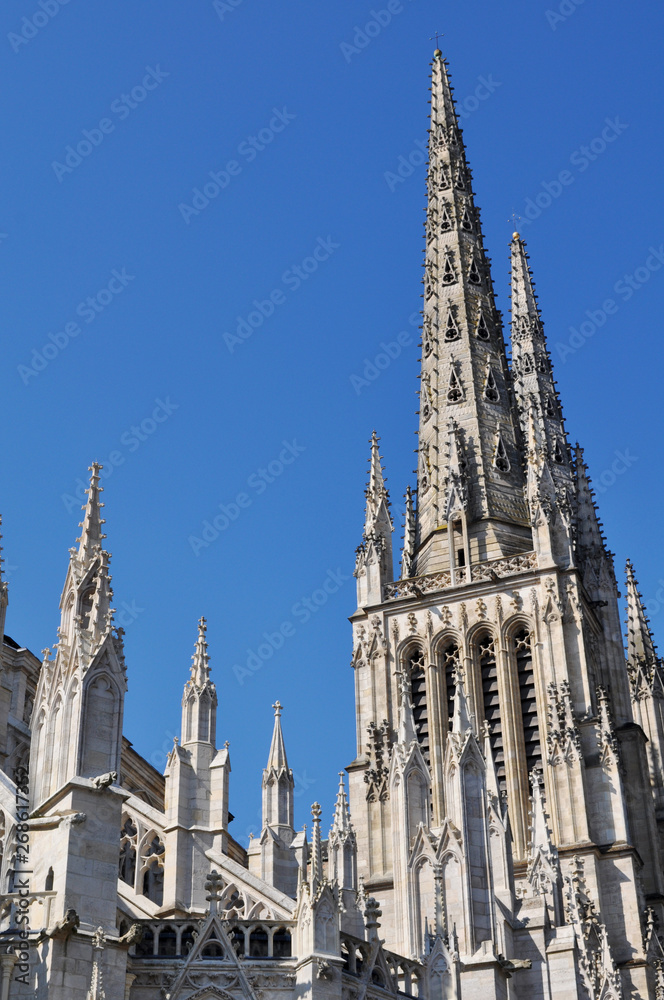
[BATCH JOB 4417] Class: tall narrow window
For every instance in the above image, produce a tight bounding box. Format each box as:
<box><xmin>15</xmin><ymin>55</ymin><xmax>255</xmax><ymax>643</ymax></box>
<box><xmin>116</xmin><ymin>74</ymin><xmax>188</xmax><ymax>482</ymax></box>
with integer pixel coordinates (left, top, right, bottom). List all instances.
<box><xmin>119</xmin><ymin>816</ymin><xmax>137</xmax><ymax>887</ymax></box>
<box><xmin>409</xmin><ymin>648</ymin><xmax>429</xmax><ymax>762</ymax></box>
<box><xmin>441</xmin><ymin>643</ymin><xmax>460</xmax><ymax>731</ymax></box>
<box><xmin>515</xmin><ymin>629</ymin><xmax>541</xmax><ymax>776</ymax></box>
<box><xmin>479</xmin><ymin>635</ymin><xmax>506</xmax><ymax>794</ymax></box>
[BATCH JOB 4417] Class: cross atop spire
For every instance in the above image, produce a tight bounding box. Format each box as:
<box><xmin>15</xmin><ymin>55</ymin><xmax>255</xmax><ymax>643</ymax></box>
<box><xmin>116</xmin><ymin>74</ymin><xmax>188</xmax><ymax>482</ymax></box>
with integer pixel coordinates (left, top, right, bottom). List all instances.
<box><xmin>76</xmin><ymin>463</ymin><xmax>106</xmax><ymax>567</ymax></box>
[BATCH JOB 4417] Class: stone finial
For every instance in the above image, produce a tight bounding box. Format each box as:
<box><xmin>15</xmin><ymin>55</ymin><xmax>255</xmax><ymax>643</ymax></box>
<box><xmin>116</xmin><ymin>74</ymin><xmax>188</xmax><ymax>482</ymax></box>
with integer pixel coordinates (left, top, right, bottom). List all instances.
<box><xmin>364</xmin><ymin>897</ymin><xmax>382</xmax><ymax>943</ymax></box>
<box><xmin>205</xmin><ymin>869</ymin><xmax>225</xmax><ymax>915</ymax></box>
<box><xmin>310</xmin><ymin>802</ymin><xmax>323</xmax><ymax>894</ymax></box>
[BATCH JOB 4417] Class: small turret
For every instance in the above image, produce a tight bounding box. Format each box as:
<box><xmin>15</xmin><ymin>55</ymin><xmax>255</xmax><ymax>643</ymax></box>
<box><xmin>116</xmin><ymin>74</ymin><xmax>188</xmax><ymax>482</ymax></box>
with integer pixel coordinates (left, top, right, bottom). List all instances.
<box><xmin>182</xmin><ymin>617</ymin><xmax>217</xmax><ymax>748</ymax></box>
<box><xmin>262</xmin><ymin>700</ymin><xmax>294</xmax><ymax>837</ymax></box>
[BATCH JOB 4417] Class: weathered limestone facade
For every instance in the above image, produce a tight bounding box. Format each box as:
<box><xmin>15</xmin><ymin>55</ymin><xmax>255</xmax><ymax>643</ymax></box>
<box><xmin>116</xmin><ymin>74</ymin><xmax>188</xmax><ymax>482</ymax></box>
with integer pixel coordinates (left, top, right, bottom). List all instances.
<box><xmin>0</xmin><ymin>47</ymin><xmax>663</xmax><ymax>1000</ymax></box>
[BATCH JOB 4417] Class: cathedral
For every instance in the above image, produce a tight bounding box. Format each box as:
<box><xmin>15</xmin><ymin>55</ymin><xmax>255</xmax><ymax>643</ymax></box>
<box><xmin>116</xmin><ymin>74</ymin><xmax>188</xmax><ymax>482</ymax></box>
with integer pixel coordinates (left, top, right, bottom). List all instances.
<box><xmin>2</xmin><ymin>48</ymin><xmax>664</xmax><ymax>1000</ymax></box>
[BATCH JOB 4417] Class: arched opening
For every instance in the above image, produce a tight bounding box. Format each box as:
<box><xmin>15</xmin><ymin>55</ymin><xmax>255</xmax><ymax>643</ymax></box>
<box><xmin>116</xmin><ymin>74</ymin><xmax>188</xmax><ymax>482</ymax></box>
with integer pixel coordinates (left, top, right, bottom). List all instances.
<box><xmin>201</xmin><ymin>935</ymin><xmax>224</xmax><ymax>959</ymax></box>
<box><xmin>408</xmin><ymin>647</ymin><xmax>429</xmax><ymax>761</ymax></box>
<box><xmin>514</xmin><ymin>629</ymin><xmax>541</xmax><ymax>776</ymax></box>
<box><xmin>181</xmin><ymin>925</ymin><xmax>197</xmax><ymax>955</ymax></box>
<box><xmin>158</xmin><ymin>926</ymin><xmax>177</xmax><ymax>957</ymax></box>
<box><xmin>119</xmin><ymin>816</ymin><xmax>138</xmax><ymax>887</ymax></box>
<box><xmin>273</xmin><ymin>926</ymin><xmax>292</xmax><ymax>958</ymax></box>
<box><xmin>141</xmin><ymin>835</ymin><xmax>165</xmax><ymax>906</ymax></box>
<box><xmin>229</xmin><ymin>926</ymin><xmax>245</xmax><ymax>956</ymax></box>
<box><xmin>78</xmin><ymin>587</ymin><xmax>95</xmax><ymax>631</ymax></box>
<box><xmin>45</xmin><ymin>867</ymin><xmax>54</xmax><ymax>892</ymax></box>
<box><xmin>136</xmin><ymin>927</ymin><xmax>154</xmax><ymax>957</ymax></box>
<box><xmin>478</xmin><ymin>633</ymin><xmax>506</xmax><ymax>794</ymax></box>
<box><xmin>249</xmin><ymin>926</ymin><xmax>269</xmax><ymax>958</ymax></box>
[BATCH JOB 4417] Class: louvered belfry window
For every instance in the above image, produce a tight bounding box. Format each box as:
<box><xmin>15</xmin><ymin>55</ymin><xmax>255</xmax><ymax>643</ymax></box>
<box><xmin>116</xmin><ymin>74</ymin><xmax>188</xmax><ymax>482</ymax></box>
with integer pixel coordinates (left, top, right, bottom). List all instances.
<box><xmin>479</xmin><ymin>634</ymin><xmax>506</xmax><ymax>794</ymax></box>
<box><xmin>515</xmin><ymin>629</ymin><xmax>541</xmax><ymax>776</ymax></box>
<box><xmin>409</xmin><ymin>648</ymin><xmax>429</xmax><ymax>761</ymax></box>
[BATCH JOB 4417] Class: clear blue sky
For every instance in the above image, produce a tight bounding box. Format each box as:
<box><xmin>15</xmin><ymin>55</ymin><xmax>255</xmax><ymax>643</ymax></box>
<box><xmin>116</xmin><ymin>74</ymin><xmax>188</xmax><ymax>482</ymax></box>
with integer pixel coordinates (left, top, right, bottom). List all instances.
<box><xmin>1</xmin><ymin>0</ymin><xmax>663</xmax><ymax>844</ymax></box>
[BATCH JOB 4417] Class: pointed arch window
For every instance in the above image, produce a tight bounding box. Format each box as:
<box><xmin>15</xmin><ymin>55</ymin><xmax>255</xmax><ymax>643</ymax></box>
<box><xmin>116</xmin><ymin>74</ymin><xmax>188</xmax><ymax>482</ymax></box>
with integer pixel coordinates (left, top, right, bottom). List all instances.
<box><xmin>437</xmin><ymin>164</ymin><xmax>450</xmax><ymax>190</ymax></box>
<box><xmin>483</xmin><ymin>368</ymin><xmax>500</xmax><ymax>403</ymax></box>
<box><xmin>468</xmin><ymin>258</ymin><xmax>482</xmax><ymax>285</ymax></box>
<box><xmin>476</xmin><ymin>312</ymin><xmax>490</xmax><ymax>340</ymax></box>
<box><xmin>440</xmin><ymin>204</ymin><xmax>452</xmax><ymax>232</ymax></box>
<box><xmin>478</xmin><ymin>634</ymin><xmax>506</xmax><ymax>794</ymax></box>
<box><xmin>447</xmin><ymin>366</ymin><xmax>463</xmax><ymax>403</ymax></box>
<box><xmin>544</xmin><ymin>396</ymin><xmax>556</xmax><ymax>418</ymax></box>
<box><xmin>514</xmin><ymin>629</ymin><xmax>541</xmax><ymax>777</ymax></box>
<box><xmin>493</xmin><ymin>434</ymin><xmax>510</xmax><ymax>473</ymax></box>
<box><xmin>441</xmin><ymin>252</ymin><xmax>457</xmax><ymax>285</ymax></box>
<box><xmin>453</xmin><ymin>165</ymin><xmax>466</xmax><ymax>190</ymax></box>
<box><xmin>79</xmin><ymin>587</ymin><xmax>95</xmax><ymax>631</ymax></box>
<box><xmin>141</xmin><ymin>835</ymin><xmax>165</xmax><ymax>905</ymax></box>
<box><xmin>119</xmin><ymin>815</ymin><xmax>138</xmax><ymax>887</ymax></box>
<box><xmin>461</xmin><ymin>206</ymin><xmax>473</xmax><ymax>232</ymax></box>
<box><xmin>553</xmin><ymin>440</ymin><xmax>565</xmax><ymax>464</ymax></box>
<box><xmin>408</xmin><ymin>648</ymin><xmax>429</xmax><ymax>762</ymax></box>
<box><xmin>444</xmin><ymin>306</ymin><xmax>460</xmax><ymax>341</ymax></box>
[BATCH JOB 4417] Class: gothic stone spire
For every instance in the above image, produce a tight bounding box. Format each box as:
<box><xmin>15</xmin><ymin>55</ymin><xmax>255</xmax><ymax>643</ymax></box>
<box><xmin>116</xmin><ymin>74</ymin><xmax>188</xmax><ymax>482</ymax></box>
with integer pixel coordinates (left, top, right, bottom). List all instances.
<box><xmin>414</xmin><ymin>52</ymin><xmax>529</xmax><ymax>576</ymax></box>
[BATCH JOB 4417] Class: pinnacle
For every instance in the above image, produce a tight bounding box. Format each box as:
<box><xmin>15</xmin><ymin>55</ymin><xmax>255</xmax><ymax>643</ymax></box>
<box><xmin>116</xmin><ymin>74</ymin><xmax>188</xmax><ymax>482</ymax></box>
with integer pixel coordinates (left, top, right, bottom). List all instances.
<box><xmin>310</xmin><ymin>800</ymin><xmax>323</xmax><ymax>893</ymax></box>
<box><xmin>625</xmin><ymin>560</ymin><xmax>658</xmax><ymax>669</ymax></box>
<box><xmin>266</xmin><ymin>699</ymin><xmax>289</xmax><ymax>772</ymax></box>
<box><xmin>451</xmin><ymin>669</ymin><xmax>472</xmax><ymax>735</ymax></box>
<box><xmin>330</xmin><ymin>772</ymin><xmax>353</xmax><ymax>837</ymax></box>
<box><xmin>76</xmin><ymin>462</ymin><xmax>107</xmax><ymax>566</ymax></box>
<box><xmin>364</xmin><ymin>430</ymin><xmax>392</xmax><ymax>541</ymax></box>
<box><xmin>510</xmin><ymin>232</ymin><xmax>539</xmax><ymax>322</ymax></box>
<box><xmin>190</xmin><ymin>615</ymin><xmax>211</xmax><ymax>686</ymax></box>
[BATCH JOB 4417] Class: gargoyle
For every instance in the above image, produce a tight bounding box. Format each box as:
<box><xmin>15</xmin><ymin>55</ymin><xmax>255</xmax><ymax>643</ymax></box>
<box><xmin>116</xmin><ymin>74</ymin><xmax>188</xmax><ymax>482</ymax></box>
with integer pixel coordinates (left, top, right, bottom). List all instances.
<box><xmin>92</xmin><ymin>771</ymin><xmax>117</xmax><ymax>790</ymax></box>
<box><xmin>119</xmin><ymin>922</ymin><xmax>143</xmax><ymax>947</ymax></box>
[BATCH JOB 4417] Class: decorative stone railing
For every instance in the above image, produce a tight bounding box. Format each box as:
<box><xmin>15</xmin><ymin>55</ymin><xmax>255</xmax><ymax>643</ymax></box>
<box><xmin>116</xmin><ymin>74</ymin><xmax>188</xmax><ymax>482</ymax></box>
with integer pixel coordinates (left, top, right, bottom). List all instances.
<box><xmin>129</xmin><ymin>918</ymin><xmax>296</xmax><ymax>960</ymax></box>
<box><xmin>383</xmin><ymin>551</ymin><xmax>538</xmax><ymax>601</ymax></box>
